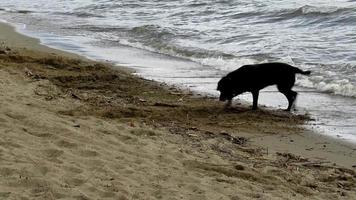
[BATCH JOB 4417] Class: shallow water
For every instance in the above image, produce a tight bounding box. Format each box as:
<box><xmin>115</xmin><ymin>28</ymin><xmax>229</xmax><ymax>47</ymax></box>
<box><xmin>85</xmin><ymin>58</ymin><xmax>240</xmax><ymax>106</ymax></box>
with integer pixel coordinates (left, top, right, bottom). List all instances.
<box><xmin>0</xmin><ymin>0</ymin><xmax>355</xmax><ymax>143</ymax></box>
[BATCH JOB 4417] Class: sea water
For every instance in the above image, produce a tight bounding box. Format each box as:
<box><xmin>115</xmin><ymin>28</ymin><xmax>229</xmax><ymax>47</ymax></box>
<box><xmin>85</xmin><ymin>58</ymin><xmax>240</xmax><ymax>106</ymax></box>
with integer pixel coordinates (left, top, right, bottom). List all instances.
<box><xmin>1</xmin><ymin>0</ymin><xmax>355</xmax><ymax>142</ymax></box>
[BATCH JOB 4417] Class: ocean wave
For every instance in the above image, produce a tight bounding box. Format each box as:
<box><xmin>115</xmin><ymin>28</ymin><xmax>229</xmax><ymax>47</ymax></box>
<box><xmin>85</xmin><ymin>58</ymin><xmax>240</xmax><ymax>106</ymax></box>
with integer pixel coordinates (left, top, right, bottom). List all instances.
<box><xmin>263</xmin><ymin>5</ymin><xmax>356</xmax><ymax>24</ymax></box>
<box><xmin>14</xmin><ymin>10</ymin><xmax>33</xmax><ymax>14</ymax></box>
<box><xmin>292</xmin><ymin>5</ymin><xmax>351</xmax><ymax>15</ymax></box>
<box><xmin>74</xmin><ymin>23</ymin><xmax>237</xmax><ymax>64</ymax></box>
<box><xmin>113</xmin><ymin>25</ymin><xmax>233</xmax><ymax>59</ymax></box>
<box><xmin>77</xmin><ymin>2</ymin><xmax>144</xmax><ymax>12</ymax></box>
<box><xmin>130</xmin><ymin>25</ymin><xmax>175</xmax><ymax>40</ymax></box>
<box><xmin>0</xmin><ymin>8</ymin><xmax>33</xmax><ymax>14</ymax></box>
<box><xmin>65</xmin><ymin>25</ymin><xmax>127</xmax><ymax>33</ymax></box>
<box><xmin>121</xmin><ymin>37</ymin><xmax>234</xmax><ymax>61</ymax></box>
<box><xmin>67</xmin><ymin>24</ymin><xmax>181</xmax><ymax>54</ymax></box>
<box><xmin>55</xmin><ymin>11</ymin><xmax>104</xmax><ymax>18</ymax></box>
<box><xmin>222</xmin><ymin>5</ymin><xmax>355</xmax><ymax>26</ymax></box>
<box><xmin>187</xmin><ymin>2</ymin><xmax>209</xmax><ymax>7</ymax></box>
<box><xmin>229</xmin><ymin>11</ymin><xmax>265</xmax><ymax>19</ymax></box>
<box><xmin>279</xmin><ymin>5</ymin><xmax>353</xmax><ymax>18</ymax></box>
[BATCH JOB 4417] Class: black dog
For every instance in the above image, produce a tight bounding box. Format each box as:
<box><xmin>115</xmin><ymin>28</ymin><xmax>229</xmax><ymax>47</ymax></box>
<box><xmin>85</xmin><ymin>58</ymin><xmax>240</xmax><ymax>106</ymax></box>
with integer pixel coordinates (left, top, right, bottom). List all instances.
<box><xmin>217</xmin><ymin>62</ymin><xmax>311</xmax><ymax>111</ymax></box>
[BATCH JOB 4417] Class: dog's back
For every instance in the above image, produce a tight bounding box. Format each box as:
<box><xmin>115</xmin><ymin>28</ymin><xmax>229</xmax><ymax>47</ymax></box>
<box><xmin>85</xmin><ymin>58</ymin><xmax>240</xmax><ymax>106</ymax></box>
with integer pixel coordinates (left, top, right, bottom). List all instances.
<box><xmin>226</xmin><ymin>62</ymin><xmax>309</xmax><ymax>91</ymax></box>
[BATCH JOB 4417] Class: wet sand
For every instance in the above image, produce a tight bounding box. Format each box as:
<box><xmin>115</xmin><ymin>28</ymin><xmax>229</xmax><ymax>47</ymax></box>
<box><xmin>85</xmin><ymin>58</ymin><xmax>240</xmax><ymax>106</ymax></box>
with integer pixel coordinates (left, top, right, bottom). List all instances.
<box><xmin>1</xmin><ymin>22</ymin><xmax>356</xmax><ymax>199</ymax></box>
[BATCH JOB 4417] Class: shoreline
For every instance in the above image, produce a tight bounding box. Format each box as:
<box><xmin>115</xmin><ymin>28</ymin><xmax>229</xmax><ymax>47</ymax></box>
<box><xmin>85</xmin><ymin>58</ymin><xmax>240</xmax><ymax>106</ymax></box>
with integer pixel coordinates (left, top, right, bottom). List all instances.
<box><xmin>1</xmin><ymin>21</ymin><xmax>356</xmax><ymax>199</ymax></box>
<box><xmin>5</xmin><ymin>18</ymin><xmax>356</xmax><ymax>145</ymax></box>
<box><xmin>3</xmin><ymin>21</ymin><xmax>355</xmax><ymax>166</ymax></box>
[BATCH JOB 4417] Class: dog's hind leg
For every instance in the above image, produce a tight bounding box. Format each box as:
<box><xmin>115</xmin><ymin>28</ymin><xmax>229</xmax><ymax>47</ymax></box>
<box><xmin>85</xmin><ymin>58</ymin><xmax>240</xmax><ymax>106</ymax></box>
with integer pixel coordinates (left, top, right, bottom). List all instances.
<box><xmin>277</xmin><ymin>79</ymin><xmax>297</xmax><ymax>111</ymax></box>
<box><xmin>279</xmin><ymin>89</ymin><xmax>297</xmax><ymax>111</ymax></box>
<box><xmin>287</xmin><ymin>90</ymin><xmax>297</xmax><ymax>111</ymax></box>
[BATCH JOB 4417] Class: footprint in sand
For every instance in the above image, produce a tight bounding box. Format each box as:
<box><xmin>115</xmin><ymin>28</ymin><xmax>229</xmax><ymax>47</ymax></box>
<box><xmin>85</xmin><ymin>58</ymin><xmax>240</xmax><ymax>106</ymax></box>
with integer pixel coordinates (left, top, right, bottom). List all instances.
<box><xmin>0</xmin><ymin>117</ymin><xmax>8</xmax><ymax>123</ymax></box>
<box><xmin>130</xmin><ymin>128</ymin><xmax>158</xmax><ymax>137</ymax></box>
<box><xmin>78</xmin><ymin>149</ymin><xmax>99</xmax><ymax>157</ymax></box>
<box><xmin>22</xmin><ymin>128</ymin><xmax>54</xmax><ymax>138</ymax></box>
<box><xmin>5</xmin><ymin>112</ymin><xmax>26</xmax><ymax>120</ymax></box>
<box><xmin>0</xmin><ymin>140</ymin><xmax>22</xmax><ymax>149</ymax></box>
<box><xmin>0</xmin><ymin>167</ymin><xmax>17</xmax><ymax>177</ymax></box>
<box><xmin>63</xmin><ymin>177</ymin><xmax>86</xmax><ymax>188</ymax></box>
<box><xmin>0</xmin><ymin>192</ymin><xmax>11</xmax><ymax>198</ymax></box>
<box><xmin>42</xmin><ymin>149</ymin><xmax>64</xmax><ymax>163</ymax></box>
<box><xmin>55</xmin><ymin>139</ymin><xmax>78</xmax><ymax>149</ymax></box>
<box><xmin>63</xmin><ymin>166</ymin><xmax>83</xmax><ymax>174</ymax></box>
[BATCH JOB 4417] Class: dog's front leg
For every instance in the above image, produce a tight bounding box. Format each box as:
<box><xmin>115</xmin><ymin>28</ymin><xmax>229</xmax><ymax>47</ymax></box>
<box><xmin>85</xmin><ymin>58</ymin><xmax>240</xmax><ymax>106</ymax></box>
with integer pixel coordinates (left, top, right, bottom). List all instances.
<box><xmin>252</xmin><ymin>91</ymin><xmax>259</xmax><ymax>110</ymax></box>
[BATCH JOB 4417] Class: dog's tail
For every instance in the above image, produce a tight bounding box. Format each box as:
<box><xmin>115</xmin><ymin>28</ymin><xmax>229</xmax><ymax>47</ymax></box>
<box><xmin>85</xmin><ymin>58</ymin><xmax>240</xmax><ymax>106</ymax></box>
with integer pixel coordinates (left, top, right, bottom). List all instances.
<box><xmin>294</xmin><ymin>67</ymin><xmax>311</xmax><ymax>76</ymax></box>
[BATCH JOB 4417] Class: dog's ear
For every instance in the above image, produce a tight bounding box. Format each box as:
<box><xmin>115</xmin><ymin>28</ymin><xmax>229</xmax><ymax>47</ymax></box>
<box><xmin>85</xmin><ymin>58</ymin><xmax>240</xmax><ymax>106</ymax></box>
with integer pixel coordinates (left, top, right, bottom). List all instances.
<box><xmin>217</xmin><ymin>76</ymin><xmax>232</xmax><ymax>90</ymax></box>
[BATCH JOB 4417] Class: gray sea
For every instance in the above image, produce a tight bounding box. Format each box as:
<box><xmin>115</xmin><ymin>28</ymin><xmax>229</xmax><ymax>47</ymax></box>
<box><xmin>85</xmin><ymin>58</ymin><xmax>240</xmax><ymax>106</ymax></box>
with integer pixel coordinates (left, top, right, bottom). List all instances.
<box><xmin>1</xmin><ymin>0</ymin><xmax>355</xmax><ymax>142</ymax></box>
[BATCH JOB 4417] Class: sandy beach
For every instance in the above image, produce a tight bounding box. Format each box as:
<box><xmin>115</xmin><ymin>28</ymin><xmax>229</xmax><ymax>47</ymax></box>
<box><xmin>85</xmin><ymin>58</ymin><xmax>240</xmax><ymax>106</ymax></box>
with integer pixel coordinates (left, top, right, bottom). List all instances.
<box><xmin>1</xmin><ymin>22</ymin><xmax>356</xmax><ymax>199</ymax></box>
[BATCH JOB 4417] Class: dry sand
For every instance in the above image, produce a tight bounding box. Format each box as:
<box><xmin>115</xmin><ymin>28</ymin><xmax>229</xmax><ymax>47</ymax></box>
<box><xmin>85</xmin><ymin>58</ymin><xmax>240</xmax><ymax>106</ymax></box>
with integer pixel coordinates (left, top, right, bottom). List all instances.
<box><xmin>0</xmin><ymin>22</ymin><xmax>356</xmax><ymax>199</ymax></box>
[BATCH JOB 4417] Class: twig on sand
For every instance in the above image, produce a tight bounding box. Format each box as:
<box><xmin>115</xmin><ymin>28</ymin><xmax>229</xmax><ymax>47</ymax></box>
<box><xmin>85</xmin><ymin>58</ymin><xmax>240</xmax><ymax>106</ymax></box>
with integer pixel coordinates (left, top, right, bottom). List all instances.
<box><xmin>153</xmin><ymin>102</ymin><xmax>179</xmax><ymax>107</ymax></box>
<box><xmin>291</xmin><ymin>161</ymin><xmax>331</xmax><ymax>168</ymax></box>
<box><xmin>219</xmin><ymin>132</ymin><xmax>248</xmax><ymax>145</ymax></box>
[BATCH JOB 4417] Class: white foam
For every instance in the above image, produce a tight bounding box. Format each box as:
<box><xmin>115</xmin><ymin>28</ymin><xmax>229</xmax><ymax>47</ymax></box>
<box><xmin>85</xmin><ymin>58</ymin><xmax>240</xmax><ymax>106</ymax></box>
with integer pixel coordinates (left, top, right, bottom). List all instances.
<box><xmin>297</xmin><ymin>77</ymin><xmax>356</xmax><ymax>97</ymax></box>
<box><xmin>191</xmin><ymin>57</ymin><xmax>257</xmax><ymax>73</ymax></box>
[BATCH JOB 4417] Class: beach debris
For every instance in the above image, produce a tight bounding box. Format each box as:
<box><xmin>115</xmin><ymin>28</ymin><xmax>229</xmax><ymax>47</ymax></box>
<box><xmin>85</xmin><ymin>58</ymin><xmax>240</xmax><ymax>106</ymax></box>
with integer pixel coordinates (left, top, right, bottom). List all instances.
<box><xmin>0</xmin><ymin>42</ymin><xmax>11</xmax><ymax>54</ymax></box>
<box><xmin>71</xmin><ymin>93</ymin><xmax>80</xmax><ymax>99</ymax></box>
<box><xmin>24</xmin><ymin>67</ymin><xmax>44</xmax><ymax>80</ymax></box>
<box><xmin>187</xmin><ymin>133</ymin><xmax>198</xmax><ymax>137</ymax></box>
<box><xmin>24</xmin><ymin>68</ymin><xmax>34</xmax><ymax>77</ymax></box>
<box><xmin>67</xmin><ymin>90</ymin><xmax>81</xmax><ymax>100</ymax></box>
<box><xmin>292</xmin><ymin>161</ymin><xmax>330</xmax><ymax>168</ymax></box>
<box><xmin>153</xmin><ymin>102</ymin><xmax>179</xmax><ymax>107</ymax></box>
<box><xmin>220</xmin><ymin>132</ymin><xmax>247</xmax><ymax>145</ymax></box>
<box><xmin>169</xmin><ymin>91</ymin><xmax>182</xmax><ymax>95</ymax></box>
<box><xmin>338</xmin><ymin>191</ymin><xmax>347</xmax><ymax>197</ymax></box>
<box><xmin>189</xmin><ymin>127</ymin><xmax>198</xmax><ymax>131</ymax></box>
<box><xmin>129</xmin><ymin>121</ymin><xmax>135</xmax><ymax>127</ymax></box>
<box><xmin>337</xmin><ymin>181</ymin><xmax>353</xmax><ymax>191</ymax></box>
<box><xmin>276</xmin><ymin>152</ymin><xmax>308</xmax><ymax>167</ymax></box>
<box><xmin>138</xmin><ymin>98</ymin><xmax>146</xmax><ymax>102</ymax></box>
<box><xmin>45</xmin><ymin>96</ymin><xmax>53</xmax><ymax>101</ymax></box>
<box><xmin>234</xmin><ymin>164</ymin><xmax>245</xmax><ymax>171</ymax></box>
<box><xmin>204</xmin><ymin>131</ymin><xmax>215</xmax><ymax>137</ymax></box>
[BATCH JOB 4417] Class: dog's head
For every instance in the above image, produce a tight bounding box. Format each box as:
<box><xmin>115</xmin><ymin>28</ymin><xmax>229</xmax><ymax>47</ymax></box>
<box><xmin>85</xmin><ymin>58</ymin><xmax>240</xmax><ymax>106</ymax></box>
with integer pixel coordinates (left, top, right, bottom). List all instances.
<box><xmin>217</xmin><ymin>76</ymin><xmax>234</xmax><ymax>101</ymax></box>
